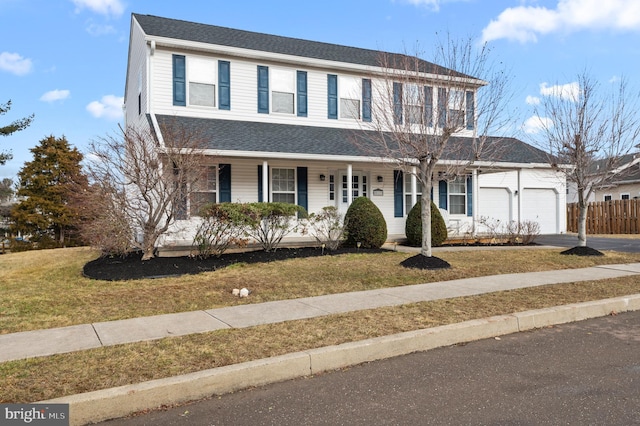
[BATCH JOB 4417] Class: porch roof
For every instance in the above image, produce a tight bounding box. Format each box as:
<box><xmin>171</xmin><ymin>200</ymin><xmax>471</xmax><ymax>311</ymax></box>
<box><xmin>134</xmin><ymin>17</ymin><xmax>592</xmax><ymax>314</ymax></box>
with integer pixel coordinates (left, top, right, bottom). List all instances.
<box><xmin>153</xmin><ymin>115</ymin><xmax>551</xmax><ymax>166</ymax></box>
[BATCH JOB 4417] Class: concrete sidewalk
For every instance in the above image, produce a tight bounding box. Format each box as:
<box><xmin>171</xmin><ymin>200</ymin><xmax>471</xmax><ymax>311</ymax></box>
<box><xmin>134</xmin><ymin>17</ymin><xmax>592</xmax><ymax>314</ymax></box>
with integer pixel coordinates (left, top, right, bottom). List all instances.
<box><xmin>2</xmin><ymin>262</ymin><xmax>640</xmax><ymax>363</ymax></box>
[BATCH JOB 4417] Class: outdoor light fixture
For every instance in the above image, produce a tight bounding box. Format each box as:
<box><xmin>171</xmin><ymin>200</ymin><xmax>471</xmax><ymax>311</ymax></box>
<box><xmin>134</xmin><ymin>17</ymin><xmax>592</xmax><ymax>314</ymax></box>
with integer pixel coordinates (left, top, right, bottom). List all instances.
<box><xmin>320</xmin><ymin>174</ymin><xmax>326</xmax><ymax>181</ymax></box>
<box><xmin>377</xmin><ymin>175</ymin><xmax>383</xmax><ymax>182</ymax></box>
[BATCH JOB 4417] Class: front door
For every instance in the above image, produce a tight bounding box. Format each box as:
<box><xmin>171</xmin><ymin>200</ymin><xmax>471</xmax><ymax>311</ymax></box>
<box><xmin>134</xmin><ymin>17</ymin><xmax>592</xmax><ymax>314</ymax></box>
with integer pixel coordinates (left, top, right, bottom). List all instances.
<box><xmin>338</xmin><ymin>172</ymin><xmax>368</xmax><ymax>213</ymax></box>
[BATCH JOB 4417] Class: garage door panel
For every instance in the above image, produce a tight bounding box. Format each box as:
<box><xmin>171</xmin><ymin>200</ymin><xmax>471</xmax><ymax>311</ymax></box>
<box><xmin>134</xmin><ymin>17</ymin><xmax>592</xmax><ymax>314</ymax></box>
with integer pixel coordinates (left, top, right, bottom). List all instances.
<box><xmin>478</xmin><ymin>188</ymin><xmax>511</xmax><ymax>232</ymax></box>
<box><xmin>522</xmin><ymin>188</ymin><xmax>558</xmax><ymax>234</ymax></box>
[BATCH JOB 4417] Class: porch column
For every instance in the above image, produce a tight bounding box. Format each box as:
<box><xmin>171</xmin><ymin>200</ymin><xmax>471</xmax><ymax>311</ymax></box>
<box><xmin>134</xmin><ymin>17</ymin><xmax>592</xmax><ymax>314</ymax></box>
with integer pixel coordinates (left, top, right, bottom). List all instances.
<box><xmin>262</xmin><ymin>160</ymin><xmax>269</xmax><ymax>202</ymax></box>
<box><xmin>517</xmin><ymin>169</ymin><xmax>523</xmax><ymax>223</ymax></box>
<box><xmin>411</xmin><ymin>166</ymin><xmax>418</xmax><ymax>208</ymax></box>
<box><xmin>472</xmin><ymin>168</ymin><xmax>479</xmax><ymax>235</ymax></box>
<box><xmin>347</xmin><ymin>164</ymin><xmax>353</xmax><ymax>207</ymax></box>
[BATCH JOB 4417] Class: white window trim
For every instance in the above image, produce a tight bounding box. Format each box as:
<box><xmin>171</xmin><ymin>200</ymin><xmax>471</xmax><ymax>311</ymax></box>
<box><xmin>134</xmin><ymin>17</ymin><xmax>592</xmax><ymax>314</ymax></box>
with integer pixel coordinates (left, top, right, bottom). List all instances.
<box><xmin>271</xmin><ymin>167</ymin><xmax>297</xmax><ymax>204</ymax></box>
<box><xmin>270</xmin><ymin>68</ymin><xmax>296</xmax><ymax>115</ymax></box>
<box><xmin>187</xmin><ymin>56</ymin><xmax>217</xmax><ymax>109</ymax></box>
<box><xmin>448</xmin><ymin>176</ymin><xmax>467</xmax><ymax>216</ymax></box>
<box><xmin>621</xmin><ymin>193</ymin><xmax>630</xmax><ymax>200</ymax></box>
<box><xmin>604</xmin><ymin>194</ymin><xmax>612</xmax><ymax>201</ymax></box>
<box><xmin>190</xmin><ymin>165</ymin><xmax>218</xmax><ymax>217</ymax></box>
<box><xmin>339</xmin><ymin>75</ymin><xmax>361</xmax><ymax>120</ymax></box>
<box><xmin>404</xmin><ymin>173</ymin><xmax>422</xmax><ymax>215</ymax></box>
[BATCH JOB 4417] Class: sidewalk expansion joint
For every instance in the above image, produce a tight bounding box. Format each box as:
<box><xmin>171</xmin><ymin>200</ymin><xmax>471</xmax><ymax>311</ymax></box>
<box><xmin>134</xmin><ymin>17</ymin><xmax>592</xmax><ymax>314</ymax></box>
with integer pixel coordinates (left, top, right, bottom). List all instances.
<box><xmin>203</xmin><ymin>310</ymin><xmax>234</xmax><ymax>328</ymax></box>
<box><xmin>91</xmin><ymin>324</ymin><xmax>104</xmax><ymax>347</ymax></box>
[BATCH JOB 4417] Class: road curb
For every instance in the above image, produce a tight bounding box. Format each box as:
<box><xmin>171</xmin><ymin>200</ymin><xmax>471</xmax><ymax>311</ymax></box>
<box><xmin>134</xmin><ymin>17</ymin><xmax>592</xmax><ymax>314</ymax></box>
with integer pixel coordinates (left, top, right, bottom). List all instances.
<box><xmin>42</xmin><ymin>294</ymin><xmax>640</xmax><ymax>426</ymax></box>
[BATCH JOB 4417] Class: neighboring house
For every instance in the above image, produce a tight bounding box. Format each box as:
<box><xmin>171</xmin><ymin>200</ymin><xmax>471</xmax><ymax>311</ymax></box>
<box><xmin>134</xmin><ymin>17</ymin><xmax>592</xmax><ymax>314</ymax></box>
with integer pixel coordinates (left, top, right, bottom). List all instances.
<box><xmin>593</xmin><ymin>153</ymin><xmax>640</xmax><ymax>201</ymax></box>
<box><xmin>124</xmin><ymin>13</ymin><xmax>566</xmax><ymax>249</ymax></box>
<box><xmin>566</xmin><ymin>152</ymin><xmax>640</xmax><ymax>203</ymax></box>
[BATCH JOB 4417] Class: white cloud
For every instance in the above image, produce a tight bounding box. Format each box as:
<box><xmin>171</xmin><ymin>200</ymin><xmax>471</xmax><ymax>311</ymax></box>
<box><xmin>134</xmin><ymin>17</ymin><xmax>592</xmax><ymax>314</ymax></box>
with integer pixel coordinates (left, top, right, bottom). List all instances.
<box><xmin>0</xmin><ymin>52</ymin><xmax>33</xmax><ymax>76</ymax></box>
<box><xmin>71</xmin><ymin>0</ymin><xmax>125</xmax><ymax>17</ymax></box>
<box><xmin>523</xmin><ymin>115</ymin><xmax>553</xmax><ymax>134</ymax></box>
<box><xmin>40</xmin><ymin>89</ymin><xmax>70</xmax><ymax>103</ymax></box>
<box><xmin>482</xmin><ymin>0</ymin><xmax>640</xmax><ymax>43</ymax></box>
<box><xmin>525</xmin><ymin>95</ymin><xmax>540</xmax><ymax>105</ymax></box>
<box><xmin>86</xmin><ymin>95</ymin><xmax>124</xmax><ymax>120</ymax></box>
<box><xmin>539</xmin><ymin>81</ymin><xmax>580</xmax><ymax>101</ymax></box>
<box><xmin>85</xmin><ymin>22</ymin><xmax>116</xmax><ymax>36</ymax></box>
<box><xmin>397</xmin><ymin>0</ymin><xmax>469</xmax><ymax>12</ymax></box>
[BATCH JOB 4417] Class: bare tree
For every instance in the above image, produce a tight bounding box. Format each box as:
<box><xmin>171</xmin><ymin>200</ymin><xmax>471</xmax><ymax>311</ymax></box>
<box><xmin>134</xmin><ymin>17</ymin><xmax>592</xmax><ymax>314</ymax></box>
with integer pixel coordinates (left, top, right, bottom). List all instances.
<box><xmin>355</xmin><ymin>36</ymin><xmax>512</xmax><ymax>263</ymax></box>
<box><xmin>531</xmin><ymin>72</ymin><xmax>640</xmax><ymax>248</ymax></box>
<box><xmin>86</xmin><ymin>121</ymin><xmax>208</xmax><ymax>260</ymax></box>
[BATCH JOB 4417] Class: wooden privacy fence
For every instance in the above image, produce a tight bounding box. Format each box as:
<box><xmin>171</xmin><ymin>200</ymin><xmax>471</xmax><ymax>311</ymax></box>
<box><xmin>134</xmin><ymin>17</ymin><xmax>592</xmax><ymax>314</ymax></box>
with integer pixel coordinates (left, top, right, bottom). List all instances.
<box><xmin>567</xmin><ymin>200</ymin><xmax>640</xmax><ymax>234</ymax></box>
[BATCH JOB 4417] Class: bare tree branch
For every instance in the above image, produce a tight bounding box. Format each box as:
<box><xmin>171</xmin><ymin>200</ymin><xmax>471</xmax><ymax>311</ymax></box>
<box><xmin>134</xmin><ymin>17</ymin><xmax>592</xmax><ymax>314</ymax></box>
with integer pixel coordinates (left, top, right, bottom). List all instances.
<box><xmin>85</xmin><ymin>119</ymin><xmax>209</xmax><ymax>260</ymax></box>
<box><xmin>353</xmin><ymin>35</ymin><xmax>513</xmax><ymax>258</ymax></box>
<box><xmin>532</xmin><ymin>72</ymin><xmax>640</xmax><ymax>247</ymax></box>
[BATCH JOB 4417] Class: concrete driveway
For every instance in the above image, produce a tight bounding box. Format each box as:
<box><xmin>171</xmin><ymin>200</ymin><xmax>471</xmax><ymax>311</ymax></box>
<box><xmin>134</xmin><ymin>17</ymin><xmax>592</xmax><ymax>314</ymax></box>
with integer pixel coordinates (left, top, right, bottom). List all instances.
<box><xmin>536</xmin><ymin>234</ymin><xmax>640</xmax><ymax>253</ymax></box>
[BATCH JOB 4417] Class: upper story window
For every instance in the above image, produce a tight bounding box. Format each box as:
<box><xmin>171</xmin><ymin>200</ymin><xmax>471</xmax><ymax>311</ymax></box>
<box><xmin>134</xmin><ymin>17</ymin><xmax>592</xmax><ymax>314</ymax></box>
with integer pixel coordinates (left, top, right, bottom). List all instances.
<box><xmin>173</xmin><ymin>55</ymin><xmax>230</xmax><ymax>110</ymax></box>
<box><xmin>442</xmin><ymin>88</ymin><xmax>474</xmax><ymax>130</ymax></box>
<box><xmin>258</xmin><ymin>66</ymin><xmax>307</xmax><ymax>116</ymax></box>
<box><xmin>328</xmin><ymin>75</ymin><xmax>371</xmax><ymax>122</ymax></box>
<box><xmin>188</xmin><ymin>57</ymin><xmax>216</xmax><ymax>107</ymax></box>
<box><xmin>272</xmin><ymin>68</ymin><xmax>295</xmax><ymax>114</ymax></box>
<box><xmin>394</xmin><ymin>83</ymin><xmax>473</xmax><ymax>130</ymax></box>
<box><xmin>339</xmin><ymin>76</ymin><xmax>361</xmax><ymax>119</ymax></box>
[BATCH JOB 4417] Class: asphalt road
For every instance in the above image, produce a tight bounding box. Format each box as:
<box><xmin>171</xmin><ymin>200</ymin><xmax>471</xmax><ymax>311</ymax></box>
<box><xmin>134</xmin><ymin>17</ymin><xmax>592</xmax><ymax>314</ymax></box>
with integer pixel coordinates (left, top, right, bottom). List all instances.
<box><xmin>536</xmin><ymin>234</ymin><xmax>640</xmax><ymax>253</ymax></box>
<box><xmin>100</xmin><ymin>310</ymin><xmax>640</xmax><ymax>426</ymax></box>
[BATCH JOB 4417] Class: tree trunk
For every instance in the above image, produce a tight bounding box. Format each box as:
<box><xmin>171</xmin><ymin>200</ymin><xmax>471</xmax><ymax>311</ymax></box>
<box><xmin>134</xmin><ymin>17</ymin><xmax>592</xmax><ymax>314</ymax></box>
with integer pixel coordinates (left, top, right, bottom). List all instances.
<box><xmin>420</xmin><ymin>160</ymin><xmax>432</xmax><ymax>257</ymax></box>
<box><xmin>577</xmin><ymin>190</ymin><xmax>588</xmax><ymax>247</ymax></box>
<box><xmin>577</xmin><ymin>202</ymin><xmax>588</xmax><ymax>247</ymax></box>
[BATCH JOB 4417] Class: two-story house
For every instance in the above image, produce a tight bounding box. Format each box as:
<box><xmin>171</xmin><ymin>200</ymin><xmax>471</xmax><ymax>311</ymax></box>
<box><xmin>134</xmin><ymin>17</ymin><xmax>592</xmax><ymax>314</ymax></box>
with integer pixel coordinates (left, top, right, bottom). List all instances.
<box><xmin>124</xmin><ymin>13</ymin><xmax>566</xmax><ymax>250</ymax></box>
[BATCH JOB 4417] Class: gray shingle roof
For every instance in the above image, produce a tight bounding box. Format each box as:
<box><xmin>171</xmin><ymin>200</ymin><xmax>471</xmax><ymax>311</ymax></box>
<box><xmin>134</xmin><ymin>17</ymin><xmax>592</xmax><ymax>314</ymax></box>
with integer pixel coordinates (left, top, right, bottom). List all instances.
<box><xmin>133</xmin><ymin>13</ymin><xmax>467</xmax><ymax>78</ymax></box>
<box><xmin>154</xmin><ymin>115</ymin><xmax>550</xmax><ymax>165</ymax></box>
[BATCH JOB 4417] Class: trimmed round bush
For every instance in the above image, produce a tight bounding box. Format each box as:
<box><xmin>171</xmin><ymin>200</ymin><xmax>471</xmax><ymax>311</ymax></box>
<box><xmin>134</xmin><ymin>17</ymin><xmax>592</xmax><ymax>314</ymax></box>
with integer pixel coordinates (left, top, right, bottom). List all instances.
<box><xmin>344</xmin><ymin>197</ymin><xmax>387</xmax><ymax>248</ymax></box>
<box><xmin>405</xmin><ymin>201</ymin><xmax>448</xmax><ymax>247</ymax></box>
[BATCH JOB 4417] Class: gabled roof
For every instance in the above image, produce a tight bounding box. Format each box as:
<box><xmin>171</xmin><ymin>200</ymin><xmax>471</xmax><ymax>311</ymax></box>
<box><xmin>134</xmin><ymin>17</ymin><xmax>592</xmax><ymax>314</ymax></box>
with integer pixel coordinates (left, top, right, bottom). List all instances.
<box><xmin>132</xmin><ymin>13</ymin><xmax>470</xmax><ymax>79</ymax></box>
<box><xmin>154</xmin><ymin>115</ymin><xmax>551</xmax><ymax>165</ymax></box>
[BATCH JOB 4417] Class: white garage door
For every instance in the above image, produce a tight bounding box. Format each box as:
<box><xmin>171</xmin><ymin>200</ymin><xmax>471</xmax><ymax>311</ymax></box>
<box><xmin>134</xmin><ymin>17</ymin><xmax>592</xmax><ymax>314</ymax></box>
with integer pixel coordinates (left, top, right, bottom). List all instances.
<box><xmin>478</xmin><ymin>188</ymin><xmax>511</xmax><ymax>231</ymax></box>
<box><xmin>522</xmin><ymin>188</ymin><xmax>558</xmax><ymax>234</ymax></box>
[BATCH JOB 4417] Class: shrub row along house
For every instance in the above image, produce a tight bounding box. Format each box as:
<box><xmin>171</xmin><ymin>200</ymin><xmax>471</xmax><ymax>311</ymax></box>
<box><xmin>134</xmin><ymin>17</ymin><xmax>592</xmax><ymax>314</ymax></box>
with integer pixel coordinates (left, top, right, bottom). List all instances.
<box><xmin>124</xmin><ymin>13</ymin><xmax>566</xmax><ymax>252</ymax></box>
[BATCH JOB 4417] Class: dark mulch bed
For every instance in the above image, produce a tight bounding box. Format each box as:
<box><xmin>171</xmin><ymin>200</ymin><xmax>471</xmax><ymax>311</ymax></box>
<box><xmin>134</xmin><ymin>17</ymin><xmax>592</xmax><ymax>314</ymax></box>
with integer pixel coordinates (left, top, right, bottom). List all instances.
<box><xmin>560</xmin><ymin>246</ymin><xmax>604</xmax><ymax>256</ymax></box>
<box><xmin>83</xmin><ymin>247</ymin><xmax>387</xmax><ymax>281</ymax></box>
<box><xmin>400</xmin><ymin>254</ymin><xmax>451</xmax><ymax>270</ymax></box>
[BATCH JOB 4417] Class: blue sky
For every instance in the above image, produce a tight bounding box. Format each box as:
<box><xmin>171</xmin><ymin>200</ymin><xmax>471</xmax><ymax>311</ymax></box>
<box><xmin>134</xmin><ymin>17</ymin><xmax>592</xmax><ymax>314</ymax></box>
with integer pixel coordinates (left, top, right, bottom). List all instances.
<box><xmin>2</xmin><ymin>0</ymin><xmax>640</xmax><ymax>181</ymax></box>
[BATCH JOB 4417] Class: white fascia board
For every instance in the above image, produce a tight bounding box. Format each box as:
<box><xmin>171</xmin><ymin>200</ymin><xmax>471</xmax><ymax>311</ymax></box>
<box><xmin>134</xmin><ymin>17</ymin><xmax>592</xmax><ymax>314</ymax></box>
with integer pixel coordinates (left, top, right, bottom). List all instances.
<box><xmin>146</xmin><ymin>36</ymin><xmax>486</xmax><ymax>88</ymax></box>
<box><xmin>199</xmin><ymin>149</ymin><xmax>556</xmax><ymax>171</ymax></box>
<box><xmin>150</xmin><ymin>114</ymin><xmax>165</xmax><ymax>148</ymax></box>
